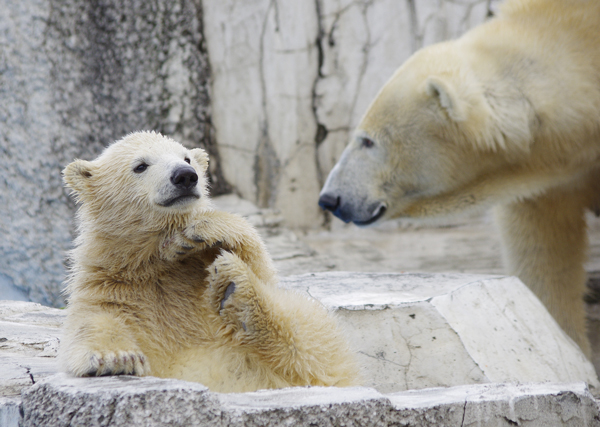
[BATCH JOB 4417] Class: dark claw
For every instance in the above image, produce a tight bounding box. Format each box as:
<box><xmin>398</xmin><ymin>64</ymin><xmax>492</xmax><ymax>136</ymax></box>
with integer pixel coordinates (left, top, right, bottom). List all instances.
<box><xmin>220</xmin><ymin>282</ymin><xmax>236</xmax><ymax>310</ymax></box>
<box><xmin>84</xmin><ymin>368</ymin><xmax>99</xmax><ymax>377</ymax></box>
<box><xmin>191</xmin><ymin>236</ymin><xmax>205</xmax><ymax>243</ymax></box>
<box><xmin>215</xmin><ymin>266</ymin><xmax>218</xmax><ymax>274</ymax></box>
<box><xmin>241</xmin><ymin>322</ymin><xmax>247</xmax><ymax>331</ymax></box>
<box><xmin>181</xmin><ymin>244</ymin><xmax>194</xmax><ymax>250</ymax></box>
<box><xmin>175</xmin><ymin>251</ymin><xmax>186</xmax><ymax>255</ymax></box>
<box><xmin>213</xmin><ymin>241</ymin><xmax>223</xmax><ymax>248</ymax></box>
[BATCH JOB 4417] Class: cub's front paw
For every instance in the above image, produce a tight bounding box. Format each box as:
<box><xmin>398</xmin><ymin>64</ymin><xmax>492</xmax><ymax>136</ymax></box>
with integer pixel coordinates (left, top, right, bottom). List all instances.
<box><xmin>160</xmin><ymin>232</ymin><xmax>203</xmax><ymax>262</ymax></box>
<box><xmin>77</xmin><ymin>350</ymin><xmax>149</xmax><ymax>377</ymax></box>
<box><xmin>184</xmin><ymin>220</ymin><xmax>237</xmax><ymax>252</ymax></box>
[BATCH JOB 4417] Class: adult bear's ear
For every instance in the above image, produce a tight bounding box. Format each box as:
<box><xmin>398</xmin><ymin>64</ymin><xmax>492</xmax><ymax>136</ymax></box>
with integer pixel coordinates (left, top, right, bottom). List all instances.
<box><xmin>190</xmin><ymin>148</ymin><xmax>209</xmax><ymax>174</ymax></box>
<box><xmin>426</xmin><ymin>74</ymin><xmax>533</xmax><ymax>153</ymax></box>
<box><xmin>426</xmin><ymin>75</ymin><xmax>469</xmax><ymax>122</ymax></box>
<box><xmin>63</xmin><ymin>159</ymin><xmax>95</xmax><ymax>197</ymax></box>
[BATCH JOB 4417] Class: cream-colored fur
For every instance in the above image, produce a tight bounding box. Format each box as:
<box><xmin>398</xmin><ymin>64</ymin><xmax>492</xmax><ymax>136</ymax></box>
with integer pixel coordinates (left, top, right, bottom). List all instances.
<box><xmin>59</xmin><ymin>131</ymin><xmax>358</xmax><ymax>392</ymax></box>
<box><xmin>319</xmin><ymin>0</ymin><xmax>600</xmax><ymax>357</ymax></box>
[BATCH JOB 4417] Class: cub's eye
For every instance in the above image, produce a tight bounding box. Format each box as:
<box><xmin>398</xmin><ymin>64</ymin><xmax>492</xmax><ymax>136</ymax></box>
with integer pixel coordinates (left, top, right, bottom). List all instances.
<box><xmin>361</xmin><ymin>138</ymin><xmax>375</xmax><ymax>148</ymax></box>
<box><xmin>184</xmin><ymin>157</ymin><xmax>191</xmax><ymax>164</ymax></box>
<box><xmin>133</xmin><ymin>163</ymin><xmax>148</xmax><ymax>173</ymax></box>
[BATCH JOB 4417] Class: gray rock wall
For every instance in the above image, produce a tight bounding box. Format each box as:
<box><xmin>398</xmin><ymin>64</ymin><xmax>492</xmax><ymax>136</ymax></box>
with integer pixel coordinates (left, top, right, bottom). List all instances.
<box><xmin>0</xmin><ymin>0</ymin><xmax>224</xmax><ymax>306</ymax></box>
<box><xmin>1</xmin><ymin>0</ymin><xmax>499</xmax><ymax>305</ymax></box>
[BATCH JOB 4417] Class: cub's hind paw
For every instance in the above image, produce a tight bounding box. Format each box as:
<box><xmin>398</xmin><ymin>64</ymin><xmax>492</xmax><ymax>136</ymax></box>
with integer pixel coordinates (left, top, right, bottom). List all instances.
<box><xmin>208</xmin><ymin>252</ymin><xmax>249</xmax><ymax>311</ymax></box>
<box><xmin>79</xmin><ymin>350</ymin><xmax>148</xmax><ymax>377</ymax></box>
<box><xmin>207</xmin><ymin>251</ymin><xmax>259</xmax><ymax>334</ymax></box>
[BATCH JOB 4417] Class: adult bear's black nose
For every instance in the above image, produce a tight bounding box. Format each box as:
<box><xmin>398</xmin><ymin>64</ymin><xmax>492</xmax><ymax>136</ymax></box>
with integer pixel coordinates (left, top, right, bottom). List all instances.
<box><xmin>171</xmin><ymin>166</ymin><xmax>198</xmax><ymax>189</ymax></box>
<box><xmin>318</xmin><ymin>193</ymin><xmax>340</xmax><ymax>213</ymax></box>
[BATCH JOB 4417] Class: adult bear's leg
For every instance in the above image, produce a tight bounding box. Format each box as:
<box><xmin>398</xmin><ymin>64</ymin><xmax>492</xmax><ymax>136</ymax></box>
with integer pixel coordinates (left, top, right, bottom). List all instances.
<box><xmin>495</xmin><ymin>186</ymin><xmax>591</xmax><ymax>357</ymax></box>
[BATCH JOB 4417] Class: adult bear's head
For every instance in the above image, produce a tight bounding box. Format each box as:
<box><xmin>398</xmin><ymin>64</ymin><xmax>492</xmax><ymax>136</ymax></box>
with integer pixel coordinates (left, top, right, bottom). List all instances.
<box><xmin>319</xmin><ymin>40</ymin><xmax>535</xmax><ymax>225</ymax></box>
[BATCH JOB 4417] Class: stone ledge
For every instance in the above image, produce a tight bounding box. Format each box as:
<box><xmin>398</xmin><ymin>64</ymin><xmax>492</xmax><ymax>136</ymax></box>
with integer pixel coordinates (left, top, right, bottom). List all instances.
<box><xmin>0</xmin><ymin>397</ymin><xmax>20</xmax><ymax>427</ymax></box>
<box><xmin>19</xmin><ymin>374</ymin><xmax>600</xmax><ymax>427</ymax></box>
<box><xmin>389</xmin><ymin>382</ymin><xmax>600</xmax><ymax>426</ymax></box>
<box><xmin>281</xmin><ymin>272</ymin><xmax>599</xmax><ymax>392</ymax></box>
<box><xmin>2</xmin><ymin>272</ymin><xmax>600</xmax><ymax>425</ymax></box>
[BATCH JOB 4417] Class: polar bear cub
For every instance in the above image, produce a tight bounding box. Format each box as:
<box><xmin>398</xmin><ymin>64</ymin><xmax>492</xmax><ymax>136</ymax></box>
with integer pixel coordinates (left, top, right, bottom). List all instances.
<box><xmin>59</xmin><ymin>131</ymin><xmax>358</xmax><ymax>392</ymax></box>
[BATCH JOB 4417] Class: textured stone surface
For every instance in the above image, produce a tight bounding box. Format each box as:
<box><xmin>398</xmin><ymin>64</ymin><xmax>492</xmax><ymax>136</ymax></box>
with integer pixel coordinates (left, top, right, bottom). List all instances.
<box><xmin>388</xmin><ymin>382</ymin><xmax>600</xmax><ymax>426</ymax></box>
<box><xmin>0</xmin><ymin>397</ymin><xmax>20</xmax><ymax>427</ymax></box>
<box><xmin>4</xmin><ymin>274</ymin><xmax>596</xmax><ymax>401</ymax></box>
<box><xmin>3</xmin><ymin>273</ymin><xmax>600</xmax><ymax>424</ymax></box>
<box><xmin>203</xmin><ymin>0</ymin><xmax>323</xmax><ymax>228</ymax></box>
<box><xmin>203</xmin><ymin>0</ymin><xmax>499</xmax><ymax>228</ymax></box>
<box><xmin>3</xmin><ymin>270</ymin><xmax>600</xmax><ymax>425</ymax></box>
<box><xmin>217</xmin><ymin>385</ymin><xmax>391</xmax><ymax>426</ymax></box>
<box><xmin>18</xmin><ymin>375</ymin><xmax>600</xmax><ymax>427</ymax></box>
<box><xmin>0</xmin><ymin>301</ymin><xmax>64</xmax><ymax>400</ymax></box>
<box><xmin>0</xmin><ymin>0</ymin><xmax>222</xmax><ymax>306</ymax></box>
<box><xmin>21</xmin><ymin>374</ymin><xmax>222</xmax><ymax>427</ymax></box>
<box><xmin>280</xmin><ymin>273</ymin><xmax>599</xmax><ymax>393</ymax></box>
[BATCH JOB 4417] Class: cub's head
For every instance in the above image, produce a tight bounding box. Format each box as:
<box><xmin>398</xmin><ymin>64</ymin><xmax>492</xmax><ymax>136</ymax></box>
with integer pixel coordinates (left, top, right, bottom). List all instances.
<box><xmin>63</xmin><ymin>131</ymin><xmax>210</xmax><ymax>232</ymax></box>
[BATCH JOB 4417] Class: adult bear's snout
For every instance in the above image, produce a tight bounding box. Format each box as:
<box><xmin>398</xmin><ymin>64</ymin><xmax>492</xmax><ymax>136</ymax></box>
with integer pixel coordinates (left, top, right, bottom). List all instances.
<box><xmin>318</xmin><ymin>193</ymin><xmax>340</xmax><ymax>213</ymax></box>
<box><xmin>171</xmin><ymin>166</ymin><xmax>198</xmax><ymax>189</ymax></box>
<box><xmin>318</xmin><ymin>193</ymin><xmax>353</xmax><ymax>223</ymax></box>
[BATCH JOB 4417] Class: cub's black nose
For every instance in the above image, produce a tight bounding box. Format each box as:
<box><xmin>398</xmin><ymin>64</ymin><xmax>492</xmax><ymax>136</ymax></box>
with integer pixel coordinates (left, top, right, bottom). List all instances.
<box><xmin>171</xmin><ymin>166</ymin><xmax>198</xmax><ymax>189</ymax></box>
<box><xmin>318</xmin><ymin>193</ymin><xmax>340</xmax><ymax>213</ymax></box>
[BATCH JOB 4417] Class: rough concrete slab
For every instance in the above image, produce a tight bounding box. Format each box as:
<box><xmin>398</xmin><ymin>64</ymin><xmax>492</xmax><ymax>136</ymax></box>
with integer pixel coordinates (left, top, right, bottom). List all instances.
<box><xmin>297</xmin><ymin>210</ymin><xmax>600</xmax><ymax>378</ymax></box>
<box><xmin>3</xmin><ymin>272</ymin><xmax>600</xmax><ymax>425</ymax></box>
<box><xmin>0</xmin><ymin>300</ymin><xmax>63</xmax><ymax>403</ymax></box>
<box><xmin>19</xmin><ymin>374</ymin><xmax>600</xmax><ymax>427</ymax></box>
<box><xmin>388</xmin><ymin>382</ymin><xmax>600</xmax><ymax>426</ymax></box>
<box><xmin>20</xmin><ymin>374</ymin><xmax>221</xmax><ymax>427</ymax></box>
<box><xmin>0</xmin><ymin>397</ymin><xmax>20</xmax><ymax>427</ymax></box>
<box><xmin>217</xmin><ymin>385</ymin><xmax>391</xmax><ymax>427</ymax></box>
<box><xmin>0</xmin><ymin>353</ymin><xmax>59</xmax><ymax>398</ymax></box>
<box><xmin>281</xmin><ymin>273</ymin><xmax>600</xmax><ymax>393</ymax></box>
<box><xmin>0</xmin><ymin>300</ymin><xmax>64</xmax><ymax>361</ymax></box>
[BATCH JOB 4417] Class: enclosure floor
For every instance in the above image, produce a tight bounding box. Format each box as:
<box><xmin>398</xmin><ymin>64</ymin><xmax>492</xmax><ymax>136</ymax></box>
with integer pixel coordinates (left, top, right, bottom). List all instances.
<box><xmin>212</xmin><ymin>195</ymin><xmax>600</xmax><ymax>376</ymax></box>
<box><xmin>282</xmin><ymin>211</ymin><xmax>600</xmax><ymax>375</ymax></box>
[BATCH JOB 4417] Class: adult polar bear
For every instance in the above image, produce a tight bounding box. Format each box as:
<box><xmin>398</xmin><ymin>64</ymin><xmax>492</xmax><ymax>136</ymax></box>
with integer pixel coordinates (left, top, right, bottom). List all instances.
<box><xmin>319</xmin><ymin>0</ymin><xmax>600</xmax><ymax>357</ymax></box>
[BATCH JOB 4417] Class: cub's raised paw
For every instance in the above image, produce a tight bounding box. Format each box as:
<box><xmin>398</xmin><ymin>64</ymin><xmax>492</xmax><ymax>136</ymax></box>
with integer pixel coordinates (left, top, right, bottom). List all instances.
<box><xmin>77</xmin><ymin>350</ymin><xmax>149</xmax><ymax>377</ymax></box>
<box><xmin>160</xmin><ymin>232</ymin><xmax>198</xmax><ymax>262</ymax></box>
<box><xmin>207</xmin><ymin>252</ymin><xmax>262</xmax><ymax>335</ymax></box>
<box><xmin>160</xmin><ymin>226</ymin><xmax>233</xmax><ymax>262</ymax></box>
<box><xmin>182</xmin><ymin>218</ymin><xmax>242</xmax><ymax>252</ymax></box>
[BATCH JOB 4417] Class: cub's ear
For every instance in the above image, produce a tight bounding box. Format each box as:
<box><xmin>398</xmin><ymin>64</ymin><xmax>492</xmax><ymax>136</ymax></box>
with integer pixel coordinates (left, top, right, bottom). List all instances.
<box><xmin>63</xmin><ymin>159</ymin><xmax>95</xmax><ymax>196</ymax></box>
<box><xmin>426</xmin><ymin>76</ymin><xmax>469</xmax><ymax>122</ymax></box>
<box><xmin>190</xmin><ymin>148</ymin><xmax>209</xmax><ymax>174</ymax></box>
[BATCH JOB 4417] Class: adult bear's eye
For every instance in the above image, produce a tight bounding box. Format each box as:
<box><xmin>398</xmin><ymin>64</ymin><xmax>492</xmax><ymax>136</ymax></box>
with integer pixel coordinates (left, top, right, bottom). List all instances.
<box><xmin>134</xmin><ymin>163</ymin><xmax>148</xmax><ymax>173</ymax></box>
<box><xmin>361</xmin><ymin>138</ymin><xmax>375</xmax><ymax>148</ymax></box>
<box><xmin>184</xmin><ymin>157</ymin><xmax>191</xmax><ymax>164</ymax></box>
